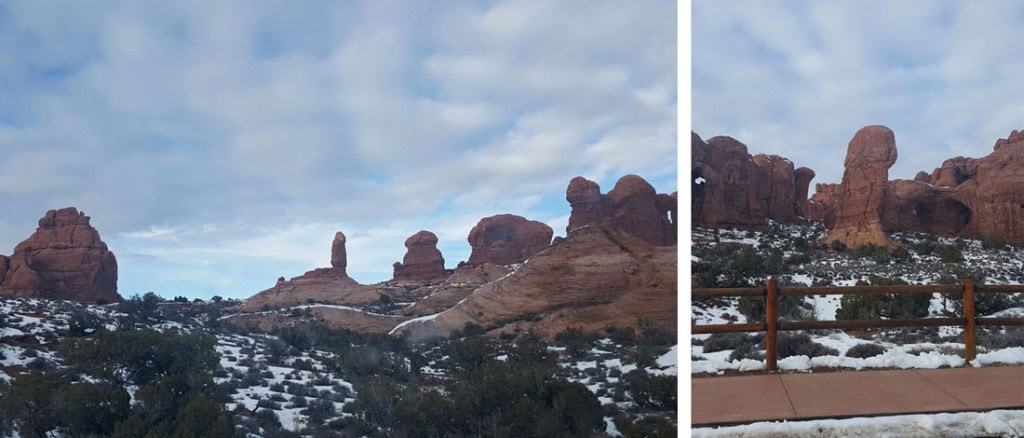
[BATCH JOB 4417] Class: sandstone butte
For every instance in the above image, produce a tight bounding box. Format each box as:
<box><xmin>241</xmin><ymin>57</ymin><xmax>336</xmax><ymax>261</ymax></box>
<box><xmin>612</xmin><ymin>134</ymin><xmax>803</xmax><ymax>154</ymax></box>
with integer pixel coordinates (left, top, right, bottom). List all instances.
<box><xmin>810</xmin><ymin>127</ymin><xmax>1024</xmax><ymax>247</ymax></box>
<box><xmin>0</xmin><ymin>207</ymin><xmax>121</xmax><ymax>302</ymax></box>
<box><xmin>392</xmin><ymin>230</ymin><xmax>448</xmax><ymax>282</ymax></box>
<box><xmin>465</xmin><ymin>214</ymin><xmax>553</xmax><ymax>267</ymax></box>
<box><xmin>691</xmin><ymin>132</ymin><xmax>815</xmax><ymax>230</ymax></box>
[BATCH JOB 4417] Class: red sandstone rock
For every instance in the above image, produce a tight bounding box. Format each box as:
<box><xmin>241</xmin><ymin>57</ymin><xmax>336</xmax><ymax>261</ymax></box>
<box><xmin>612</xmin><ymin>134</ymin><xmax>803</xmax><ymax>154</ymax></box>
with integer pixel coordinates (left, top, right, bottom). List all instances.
<box><xmin>566</xmin><ymin>177</ymin><xmax>606</xmax><ymax>233</ymax></box>
<box><xmin>394</xmin><ymin>224</ymin><xmax>677</xmax><ymax>339</ymax></box>
<box><xmin>393</xmin><ymin>230</ymin><xmax>447</xmax><ymax>282</ymax></box>
<box><xmin>467</xmin><ymin>214</ymin><xmax>552</xmax><ymax>266</ymax></box>
<box><xmin>811</xmin><ymin>127</ymin><xmax>1024</xmax><ymax>244</ymax></box>
<box><xmin>331</xmin><ymin>231</ymin><xmax>347</xmax><ymax>272</ymax></box>
<box><xmin>794</xmin><ymin>167</ymin><xmax>816</xmax><ymax>216</ymax></box>
<box><xmin>692</xmin><ymin>132</ymin><xmax>813</xmax><ymax>229</ymax></box>
<box><xmin>0</xmin><ymin>255</ymin><xmax>9</xmax><ymax>285</ymax></box>
<box><xmin>820</xmin><ymin>125</ymin><xmax>900</xmax><ymax>248</ymax></box>
<box><xmin>0</xmin><ymin>208</ymin><xmax>120</xmax><ymax>302</ymax></box>
<box><xmin>566</xmin><ymin>175</ymin><xmax>676</xmax><ymax>246</ymax></box>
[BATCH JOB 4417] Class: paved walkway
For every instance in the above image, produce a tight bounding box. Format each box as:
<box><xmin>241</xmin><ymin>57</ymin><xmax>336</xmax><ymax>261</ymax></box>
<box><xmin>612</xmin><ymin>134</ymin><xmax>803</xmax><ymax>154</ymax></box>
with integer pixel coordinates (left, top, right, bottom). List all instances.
<box><xmin>692</xmin><ymin>366</ymin><xmax>1024</xmax><ymax>426</ymax></box>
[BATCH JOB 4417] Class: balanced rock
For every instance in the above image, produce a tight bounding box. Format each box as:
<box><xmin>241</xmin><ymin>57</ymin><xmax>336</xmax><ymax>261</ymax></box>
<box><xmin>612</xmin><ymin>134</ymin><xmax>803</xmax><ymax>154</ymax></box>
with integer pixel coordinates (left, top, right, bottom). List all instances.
<box><xmin>393</xmin><ymin>230</ymin><xmax>447</xmax><ymax>282</ymax></box>
<box><xmin>692</xmin><ymin>132</ymin><xmax>814</xmax><ymax>230</ymax></box>
<box><xmin>0</xmin><ymin>207</ymin><xmax>120</xmax><ymax>302</ymax></box>
<box><xmin>331</xmin><ymin>231</ymin><xmax>347</xmax><ymax>273</ymax></box>
<box><xmin>566</xmin><ymin>174</ymin><xmax>676</xmax><ymax>246</ymax></box>
<box><xmin>467</xmin><ymin>214</ymin><xmax>553</xmax><ymax>266</ymax></box>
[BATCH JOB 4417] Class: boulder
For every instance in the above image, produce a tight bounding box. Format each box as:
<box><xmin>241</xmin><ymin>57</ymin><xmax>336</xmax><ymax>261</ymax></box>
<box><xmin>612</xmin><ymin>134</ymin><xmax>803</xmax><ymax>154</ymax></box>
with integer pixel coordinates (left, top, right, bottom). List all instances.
<box><xmin>393</xmin><ymin>230</ymin><xmax>447</xmax><ymax>282</ymax></box>
<box><xmin>467</xmin><ymin>214</ymin><xmax>553</xmax><ymax>266</ymax></box>
<box><xmin>0</xmin><ymin>207</ymin><xmax>120</xmax><ymax>302</ymax></box>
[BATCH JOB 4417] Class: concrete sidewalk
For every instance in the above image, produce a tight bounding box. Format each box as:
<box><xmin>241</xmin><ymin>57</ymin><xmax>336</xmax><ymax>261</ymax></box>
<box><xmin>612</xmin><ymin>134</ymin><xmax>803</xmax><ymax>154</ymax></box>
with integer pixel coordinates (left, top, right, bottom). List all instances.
<box><xmin>692</xmin><ymin>366</ymin><xmax>1024</xmax><ymax>426</ymax></box>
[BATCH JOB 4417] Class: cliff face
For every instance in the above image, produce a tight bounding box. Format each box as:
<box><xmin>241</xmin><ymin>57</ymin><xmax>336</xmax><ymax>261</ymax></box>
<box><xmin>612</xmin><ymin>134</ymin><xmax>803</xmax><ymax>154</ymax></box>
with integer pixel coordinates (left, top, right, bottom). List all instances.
<box><xmin>0</xmin><ymin>207</ymin><xmax>120</xmax><ymax>302</ymax></box>
<box><xmin>692</xmin><ymin>132</ymin><xmax>814</xmax><ymax>230</ymax></box>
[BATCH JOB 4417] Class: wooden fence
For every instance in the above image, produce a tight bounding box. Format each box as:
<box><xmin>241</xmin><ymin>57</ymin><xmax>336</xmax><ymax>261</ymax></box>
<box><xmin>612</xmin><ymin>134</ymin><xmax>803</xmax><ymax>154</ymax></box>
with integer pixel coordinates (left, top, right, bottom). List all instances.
<box><xmin>692</xmin><ymin>278</ymin><xmax>1024</xmax><ymax>370</ymax></box>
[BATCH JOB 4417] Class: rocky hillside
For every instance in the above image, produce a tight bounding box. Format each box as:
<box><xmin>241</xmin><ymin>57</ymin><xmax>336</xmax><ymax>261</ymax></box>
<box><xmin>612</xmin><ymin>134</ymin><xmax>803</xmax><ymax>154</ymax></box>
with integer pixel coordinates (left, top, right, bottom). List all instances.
<box><xmin>1</xmin><ymin>293</ymin><xmax>677</xmax><ymax>437</ymax></box>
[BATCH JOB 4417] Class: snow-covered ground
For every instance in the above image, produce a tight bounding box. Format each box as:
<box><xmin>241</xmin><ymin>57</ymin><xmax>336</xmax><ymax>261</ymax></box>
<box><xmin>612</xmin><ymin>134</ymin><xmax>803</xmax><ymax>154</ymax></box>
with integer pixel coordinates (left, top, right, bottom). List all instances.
<box><xmin>693</xmin><ymin>409</ymin><xmax>1024</xmax><ymax>437</ymax></box>
<box><xmin>693</xmin><ymin>223</ymin><xmax>1024</xmax><ymax>375</ymax></box>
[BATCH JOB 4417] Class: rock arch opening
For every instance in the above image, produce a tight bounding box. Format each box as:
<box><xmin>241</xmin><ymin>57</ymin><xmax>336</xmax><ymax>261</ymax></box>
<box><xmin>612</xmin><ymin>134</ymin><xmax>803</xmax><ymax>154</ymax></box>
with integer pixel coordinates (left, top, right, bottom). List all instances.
<box><xmin>913</xmin><ymin>198</ymin><xmax>971</xmax><ymax>235</ymax></box>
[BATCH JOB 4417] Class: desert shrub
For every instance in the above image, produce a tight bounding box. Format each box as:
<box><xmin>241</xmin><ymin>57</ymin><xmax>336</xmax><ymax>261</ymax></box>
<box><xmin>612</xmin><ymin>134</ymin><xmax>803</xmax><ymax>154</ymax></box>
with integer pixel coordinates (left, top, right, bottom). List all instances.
<box><xmin>739</xmin><ymin>295</ymin><xmax>807</xmax><ymax>322</ymax></box>
<box><xmin>289</xmin><ymin>396</ymin><xmax>308</xmax><ymax>408</ymax></box>
<box><xmin>301</xmin><ymin>398</ymin><xmax>337</xmax><ymax>424</ymax></box>
<box><xmin>836</xmin><ymin>276</ymin><xmax>929</xmax><ymax>320</ymax></box>
<box><xmin>981</xmin><ymin>238</ymin><xmax>1009</xmax><ymax>251</ymax></box>
<box><xmin>701</xmin><ymin>332</ymin><xmax>762</xmax><ymax>353</ymax></box>
<box><xmin>728</xmin><ymin>343</ymin><xmax>764</xmax><ymax>362</ymax></box>
<box><xmin>556</xmin><ymin>327</ymin><xmax>600</xmax><ymax>358</ymax></box>
<box><xmin>775</xmin><ymin>333</ymin><xmax>838</xmax><ymax>358</ymax></box>
<box><xmin>786</xmin><ymin>251</ymin><xmax>812</xmax><ymax>266</ymax></box>
<box><xmin>845</xmin><ymin>343</ymin><xmax>887</xmax><ymax>358</ymax></box>
<box><xmin>621</xmin><ymin>370</ymin><xmax>676</xmax><ymax>411</ymax></box>
<box><xmin>936</xmin><ymin>244</ymin><xmax>962</xmax><ymax>263</ymax></box>
<box><xmin>977</xmin><ymin>328</ymin><xmax>1024</xmax><ymax>350</ymax></box>
<box><xmin>67</xmin><ymin>310</ymin><xmax>104</xmax><ymax>337</ymax></box>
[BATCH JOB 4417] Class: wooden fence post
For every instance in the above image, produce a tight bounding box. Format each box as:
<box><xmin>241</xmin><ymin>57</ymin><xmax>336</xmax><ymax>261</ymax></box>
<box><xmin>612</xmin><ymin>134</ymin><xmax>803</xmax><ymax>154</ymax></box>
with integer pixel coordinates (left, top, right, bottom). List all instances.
<box><xmin>963</xmin><ymin>277</ymin><xmax>976</xmax><ymax>364</ymax></box>
<box><xmin>766</xmin><ymin>278</ymin><xmax>778</xmax><ymax>372</ymax></box>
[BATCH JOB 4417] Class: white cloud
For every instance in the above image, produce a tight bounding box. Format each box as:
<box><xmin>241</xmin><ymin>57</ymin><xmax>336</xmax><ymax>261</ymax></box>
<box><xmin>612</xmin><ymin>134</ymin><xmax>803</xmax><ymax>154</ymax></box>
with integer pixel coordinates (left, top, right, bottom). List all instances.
<box><xmin>694</xmin><ymin>0</ymin><xmax>1024</xmax><ymax>186</ymax></box>
<box><xmin>0</xmin><ymin>1</ymin><xmax>677</xmax><ymax>298</ymax></box>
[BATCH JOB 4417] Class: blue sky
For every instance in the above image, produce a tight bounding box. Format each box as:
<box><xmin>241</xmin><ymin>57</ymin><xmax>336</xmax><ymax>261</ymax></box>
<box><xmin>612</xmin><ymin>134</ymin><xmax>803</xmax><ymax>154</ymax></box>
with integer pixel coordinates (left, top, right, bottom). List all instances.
<box><xmin>0</xmin><ymin>1</ymin><xmax>678</xmax><ymax>299</ymax></box>
<box><xmin>694</xmin><ymin>0</ymin><xmax>1024</xmax><ymax>185</ymax></box>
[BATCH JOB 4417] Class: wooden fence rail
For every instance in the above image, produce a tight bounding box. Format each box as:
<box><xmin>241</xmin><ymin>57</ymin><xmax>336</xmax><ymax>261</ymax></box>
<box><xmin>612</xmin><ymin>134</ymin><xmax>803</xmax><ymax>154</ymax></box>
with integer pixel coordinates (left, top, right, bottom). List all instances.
<box><xmin>692</xmin><ymin>278</ymin><xmax>1024</xmax><ymax>371</ymax></box>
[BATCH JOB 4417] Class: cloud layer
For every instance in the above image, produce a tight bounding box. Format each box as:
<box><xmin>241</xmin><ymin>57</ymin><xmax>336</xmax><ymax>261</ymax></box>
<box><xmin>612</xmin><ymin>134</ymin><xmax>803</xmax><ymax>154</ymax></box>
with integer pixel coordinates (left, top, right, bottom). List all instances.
<box><xmin>693</xmin><ymin>0</ymin><xmax>1024</xmax><ymax>185</ymax></box>
<box><xmin>0</xmin><ymin>1</ymin><xmax>678</xmax><ymax>298</ymax></box>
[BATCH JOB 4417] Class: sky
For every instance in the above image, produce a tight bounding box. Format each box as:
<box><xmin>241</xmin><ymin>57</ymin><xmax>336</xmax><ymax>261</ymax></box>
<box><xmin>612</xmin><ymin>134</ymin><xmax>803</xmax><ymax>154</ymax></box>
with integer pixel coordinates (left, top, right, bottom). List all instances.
<box><xmin>0</xmin><ymin>1</ymin><xmax>678</xmax><ymax>299</ymax></box>
<box><xmin>693</xmin><ymin>0</ymin><xmax>1024</xmax><ymax>185</ymax></box>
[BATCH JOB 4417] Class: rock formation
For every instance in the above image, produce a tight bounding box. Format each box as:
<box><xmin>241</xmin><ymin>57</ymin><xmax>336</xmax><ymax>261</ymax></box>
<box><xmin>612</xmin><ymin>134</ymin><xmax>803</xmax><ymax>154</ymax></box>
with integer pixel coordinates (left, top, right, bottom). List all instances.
<box><xmin>817</xmin><ymin>125</ymin><xmax>900</xmax><ymax>248</ymax></box>
<box><xmin>566</xmin><ymin>174</ymin><xmax>677</xmax><ymax>246</ymax></box>
<box><xmin>692</xmin><ymin>132</ymin><xmax>814</xmax><ymax>230</ymax></box>
<box><xmin>242</xmin><ymin>230</ymin><xmax>410</xmax><ymax>312</ymax></box>
<box><xmin>392</xmin><ymin>230</ymin><xmax>447</xmax><ymax>282</ymax></box>
<box><xmin>330</xmin><ymin>231</ymin><xmax>347</xmax><ymax>273</ymax></box>
<box><xmin>0</xmin><ymin>207</ymin><xmax>120</xmax><ymax>302</ymax></box>
<box><xmin>810</xmin><ymin>127</ymin><xmax>1024</xmax><ymax>245</ymax></box>
<box><xmin>393</xmin><ymin>223</ymin><xmax>677</xmax><ymax>339</ymax></box>
<box><xmin>466</xmin><ymin>214</ymin><xmax>553</xmax><ymax>266</ymax></box>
